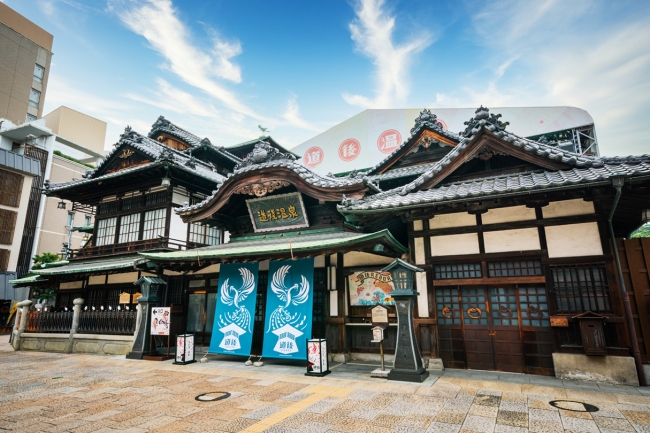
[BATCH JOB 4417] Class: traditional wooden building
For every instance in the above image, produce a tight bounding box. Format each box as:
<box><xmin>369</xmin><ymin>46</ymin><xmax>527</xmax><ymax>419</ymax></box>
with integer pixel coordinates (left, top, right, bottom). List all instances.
<box><xmin>13</xmin><ymin>108</ymin><xmax>650</xmax><ymax>384</ymax></box>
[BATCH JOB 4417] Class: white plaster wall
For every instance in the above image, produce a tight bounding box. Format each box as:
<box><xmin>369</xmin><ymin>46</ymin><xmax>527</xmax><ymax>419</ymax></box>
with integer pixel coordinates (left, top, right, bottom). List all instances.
<box><xmin>59</xmin><ymin>281</ymin><xmax>83</xmax><ymax>289</ymax></box>
<box><xmin>430</xmin><ymin>233</ymin><xmax>480</xmax><ymax>257</ymax></box>
<box><xmin>107</xmin><ymin>272</ymin><xmax>139</xmax><ymax>284</ymax></box>
<box><xmin>169</xmin><ymin>210</ymin><xmax>187</xmax><ymax>242</ymax></box>
<box><xmin>546</xmin><ymin>222</ymin><xmax>603</xmax><ymax>258</ymax></box>
<box><xmin>88</xmin><ymin>275</ymin><xmax>104</xmax><ymax>285</ymax></box>
<box><xmin>414</xmin><ymin>237</ymin><xmax>426</xmax><ymax>265</ymax></box>
<box><xmin>197</xmin><ymin>264</ymin><xmax>221</xmax><ymax>274</ymax></box>
<box><xmin>413</xmin><ymin>220</ymin><xmax>423</xmax><ymax>231</ymax></box>
<box><xmin>314</xmin><ymin>255</ymin><xmax>325</xmax><ymax>267</ymax></box>
<box><xmin>343</xmin><ymin>252</ymin><xmax>394</xmax><ymax>267</ymax></box>
<box><xmin>330</xmin><ymin>291</ymin><xmax>338</xmax><ymax>316</ymax></box>
<box><xmin>415</xmin><ymin>272</ymin><xmax>429</xmax><ymax>318</ymax></box>
<box><xmin>543</xmin><ymin>199</ymin><xmax>595</xmax><ymax>218</ymax></box>
<box><xmin>484</xmin><ymin>228</ymin><xmax>541</xmax><ymax>253</ymax></box>
<box><xmin>429</xmin><ymin>212</ymin><xmax>476</xmax><ymax>229</ymax></box>
<box><xmin>482</xmin><ymin>205</ymin><xmax>536</xmax><ymax>225</ymax></box>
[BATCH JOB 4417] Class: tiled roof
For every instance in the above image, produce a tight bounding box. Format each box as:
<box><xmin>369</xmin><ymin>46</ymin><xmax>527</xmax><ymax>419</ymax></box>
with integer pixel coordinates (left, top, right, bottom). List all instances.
<box><xmin>339</xmin><ymin>157</ymin><xmax>650</xmax><ymax>213</ymax></box>
<box><xmin>367</xmin><ymin>163</ymin><xmax>439</xmax><ymax>182</ymax></box>
<box><xmin>32</xmin><ymin>256</ymin><xmax>147</xmax><ymax>276</ymax></box>
<box><xmin>45</xmin><ymin>127</ymin><xmax>225</xmax><ymax>193</ymax></box>
<box><xmin>148</xmin><ymin>115</ymin><xmax>204</xmax><ymax>147</ymax></box>
<box><xmin>149</xmin><ymin>116</ymin><xmax>242</xmax><ymax>164</ymax></box>
<box><xmin>354</xmin><ymin>107</ymin><xmax>604</xmax><ymax>204</ymax></box>
<box><xmin>141</xmin><ymin>229</ymin><xmax>407</xmax><ymax>260</ymax></box>
<box><xmin>366</xmin><ymin>109</ymin><xmax>461</xmax><ymax>175</ymax></box>
<box><xmin>177</xmin><ymin>156</ymin><xmax>371</xmax><ymax>214</ymax></box>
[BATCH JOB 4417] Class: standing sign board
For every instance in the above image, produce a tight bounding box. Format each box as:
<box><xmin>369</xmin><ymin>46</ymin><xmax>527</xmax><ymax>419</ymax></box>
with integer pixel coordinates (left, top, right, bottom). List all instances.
<box><xmin>262</xmin><ymin>258</ymin><xmax>315</xmax><ymax>360</ymax></box>
<box><xmin>174</xmin><ymin>334</ymin><xmax>195</xmax><ymax>364</ymax></box>
<box><xmin>151</xmin><ymin>307</ymin><xmax>170</xmax><ymax>335</ymax></box>
<box><xmin>371</xmin><ymin>304</ymin><xmax>389</xmax><ymax>329</ymax></box>
<box><xmin>208</xmin><ymin>262</ymin><xmax>259</xmax><ymax>356</ymax></box>
<box><xmin>306</xmin><ymin>339</ymin><xmax>330</xmax><ymax>376</ymax></box>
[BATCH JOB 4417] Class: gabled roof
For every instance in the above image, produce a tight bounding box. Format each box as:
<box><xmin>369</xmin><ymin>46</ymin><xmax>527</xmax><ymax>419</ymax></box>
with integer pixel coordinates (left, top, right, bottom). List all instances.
<box><xmin>339</xmin><ymin>155</ymin><xmax>650</xmax><ymax>214</ymax></box>
<box><xmin>44</xmin><ymin>127</ymin><xmax>225</xmax><ymax>194</ymax></box>
<box><xmin>366</xmin><ymin>109</ymin><xmax>462</xmax><ymax>175</ymax></box>
<box><xmin>344</xmin><ymin>107</ymin><xmax>603</xmax><ymax>205</ymax></box>
<box><xmin>226</xmin><ymin>136</ymin><xmax>299</xmax><ymax>159</ymax></box>
<box><xmin>148</xmin><ymin>115</ymin><xmax>204</xmax><ymax>147</ymax></box>
<box><xmin>175</xmin><ymin>141</ymin><xmax>378</xmax><ymax>222</ymax></box>
<box><xmin>148</xmin><ymin>116</ymin><xmax>242</xmax><ymax>165</ymax></box>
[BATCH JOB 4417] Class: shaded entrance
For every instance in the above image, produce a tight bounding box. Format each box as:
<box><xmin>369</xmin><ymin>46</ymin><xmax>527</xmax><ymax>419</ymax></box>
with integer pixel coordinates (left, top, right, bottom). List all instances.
<box><xmin>437</xmin><ymin>285</ymin><xmax>554</xmax><ymax>375</ymax></box>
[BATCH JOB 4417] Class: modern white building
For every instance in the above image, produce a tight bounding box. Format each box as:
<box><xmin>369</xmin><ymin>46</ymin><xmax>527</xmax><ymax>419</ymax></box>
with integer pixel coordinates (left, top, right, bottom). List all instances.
<box><xmin>293</xmin><ymin>107</ymin><xmax>598</xmax><ymax>175</ymax></box>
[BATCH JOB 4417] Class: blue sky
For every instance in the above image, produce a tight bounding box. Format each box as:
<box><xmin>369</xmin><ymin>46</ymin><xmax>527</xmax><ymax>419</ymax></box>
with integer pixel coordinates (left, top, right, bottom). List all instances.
<box><xmin>5</xmin><ymin>0</ymin><xmax>650</xmax><ymax>155</ymax></box>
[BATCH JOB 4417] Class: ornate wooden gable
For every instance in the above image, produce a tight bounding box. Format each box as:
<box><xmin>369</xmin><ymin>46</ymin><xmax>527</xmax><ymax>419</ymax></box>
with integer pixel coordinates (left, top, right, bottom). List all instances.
<box><xmin>101</xmin><ymin>146</ymin><xmax>152</xmax><ymax>175</ymax></box>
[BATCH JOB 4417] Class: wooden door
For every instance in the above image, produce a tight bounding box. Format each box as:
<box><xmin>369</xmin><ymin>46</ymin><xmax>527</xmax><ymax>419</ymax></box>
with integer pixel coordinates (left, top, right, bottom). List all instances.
<box><xmin>436</xmin><ymin>287</ymin><xmax>466</xmax><ymax>368</ymax></box>
<box><xmin>518</xmin><ymin>285</ymin><xmax>554</xmax><ymax>375</ymax></box>
<box><xmin>461</xmin><ymin>287</ymin><xmax>495</xmax><ymax>371</ymax></box>
<box><xmin>488</xmin><ymin>287</ymin><xmax>525</xmax><ymax>373</ymax></box>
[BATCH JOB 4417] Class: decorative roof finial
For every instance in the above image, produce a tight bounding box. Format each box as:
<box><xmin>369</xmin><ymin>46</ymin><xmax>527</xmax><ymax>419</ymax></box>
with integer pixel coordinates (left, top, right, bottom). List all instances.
<box><xmin>235</xmin><ymin>140</ymin><xmax>295</xmax><ymax>170</ymax></box>
<box><xmin>461</xmin><ymin>106</ymin><xmax>510</xmax><ymax>138</ymax></box>
<box><xmin>411</xmin><ymin>109</ymin><xmax>444</xmax><ymax>135</ymax></box>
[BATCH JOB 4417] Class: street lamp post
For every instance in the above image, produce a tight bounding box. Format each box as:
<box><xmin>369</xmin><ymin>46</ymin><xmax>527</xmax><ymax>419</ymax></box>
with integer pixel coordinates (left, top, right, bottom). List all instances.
<box><xmin>382</xmin><ymin>258</ymin><xmax>429</xmax><ymax>383</ymax></box>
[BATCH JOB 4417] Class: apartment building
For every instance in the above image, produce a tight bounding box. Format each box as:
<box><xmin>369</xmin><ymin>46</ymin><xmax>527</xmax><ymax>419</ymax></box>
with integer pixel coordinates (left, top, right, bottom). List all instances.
<box><xmin>0</xmin><ymin>3</ymin><xmax>53</xmax><ymax>124</ymax></box>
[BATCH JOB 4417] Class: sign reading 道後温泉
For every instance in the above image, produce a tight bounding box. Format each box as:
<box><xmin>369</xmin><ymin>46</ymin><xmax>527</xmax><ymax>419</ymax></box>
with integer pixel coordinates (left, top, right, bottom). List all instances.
<box><xmin>208</xmin><ymin>262</ymin><xmax>259</xmax><ymax>356</ymax></box>
<box><xmin>262</xmin><ymin>258</ymin><xmax>314</xmax><ymax>360</ymax></box>
<box><xmin>246</xmin><ymin>192</ymin><xmax>309</xmax><ymax>233</ymax></box>
<box><xmin>348</xmin><ymin>271</ymin><xmax>395</xmax><ymax>306</ymax></box>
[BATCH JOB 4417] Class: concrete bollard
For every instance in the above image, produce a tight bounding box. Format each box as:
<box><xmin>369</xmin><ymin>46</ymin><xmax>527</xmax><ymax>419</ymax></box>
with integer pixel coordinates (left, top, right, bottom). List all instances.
<box><xmin>12</xmin><ymin>300</ymin><xmax>33</xmax><ymax>350</ymax></box>
<box><xmin>66</xmin><ymin>298</ymin><xmax>84</xmax><ymax>353</ymax></box>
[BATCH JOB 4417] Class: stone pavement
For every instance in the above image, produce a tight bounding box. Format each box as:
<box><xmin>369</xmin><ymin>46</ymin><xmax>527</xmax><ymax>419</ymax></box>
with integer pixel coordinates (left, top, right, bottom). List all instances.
<box><xmin>3</xmin><ymin>343</ymin><xmax>650</xmax><ymax>432</ymax></box>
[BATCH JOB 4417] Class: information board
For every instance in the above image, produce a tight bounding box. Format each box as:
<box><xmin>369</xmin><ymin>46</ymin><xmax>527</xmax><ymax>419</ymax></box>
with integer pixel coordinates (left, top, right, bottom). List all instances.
<box><xmin>151</xmin><ymin>307</ymin><xmax>170</xmax><ymax>335</ymax></box>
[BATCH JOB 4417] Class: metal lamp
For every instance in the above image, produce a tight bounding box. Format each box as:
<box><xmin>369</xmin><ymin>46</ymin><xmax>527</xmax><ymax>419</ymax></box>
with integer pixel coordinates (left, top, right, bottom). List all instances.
<box><xmin>643</xmin><ymin>209</ymin><xmax>650</xmax><ymax>224</ymax></box>
<box><xmin>382</xmin><ymin>258</ymin><xmax>422</xmax><ymax>293</ymax></box>
<box><xmin>161</xmin><ymin>176</ymin><xmax>171</xmax><ymax>188</ymax></box>
<box><xmin>57</xmin><ymin>200</ymin><xmax>66</xmax><ymax>209</ymax></box>
<box><xmin>82</xmin><ymin>234</ymin><xmax>89</xmax><ymax>242</ymax></box>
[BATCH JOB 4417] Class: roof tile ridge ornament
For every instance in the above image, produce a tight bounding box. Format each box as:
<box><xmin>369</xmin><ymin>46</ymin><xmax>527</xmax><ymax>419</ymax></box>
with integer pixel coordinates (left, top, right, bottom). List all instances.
<box><xmin>149</xmin><ymin>115</ymin><xmax>171</xmax><ymax>135</ymax></box>
<box><xmin>234</xmin><ymin>140</ymin><xmax>296</xmax><ymax>170</ymax></box>
<box><xmin>156</xmin><ymin>147</ymin><xmax>176</xmax><ymax>162</ymax></box>
<box><xmin>410</xmin><ymin>108</ymin><xmax>445</xmax><ymax>136</ymax></box>
<box><xmin>461</xmin><ymin>106</ymin><xmax>510</xmax><ymax>138</ymax></box>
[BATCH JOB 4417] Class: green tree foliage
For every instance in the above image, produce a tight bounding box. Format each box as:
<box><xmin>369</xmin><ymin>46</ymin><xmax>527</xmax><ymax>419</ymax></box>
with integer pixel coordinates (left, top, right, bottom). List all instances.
<box><xmin>631</xmin><ymin>224</ymin><xmax>650</xmax><ymax>238</ymax></box>
<box><xmin>32</xmin><ymin>252</ymin><xmax>60</xmax><ymax>270</ymax></box>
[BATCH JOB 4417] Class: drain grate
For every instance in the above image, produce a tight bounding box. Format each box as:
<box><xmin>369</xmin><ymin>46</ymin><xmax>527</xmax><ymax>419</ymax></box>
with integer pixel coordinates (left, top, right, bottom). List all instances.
<box><xmin>195</xmin><ymin>392</ymin><xmax>231</xmax><ymax>402</ymax></box>
<box><xmin>549</xmin><ymin>400</ymin><xmax>599</xmax><ymax>413</ymax></box>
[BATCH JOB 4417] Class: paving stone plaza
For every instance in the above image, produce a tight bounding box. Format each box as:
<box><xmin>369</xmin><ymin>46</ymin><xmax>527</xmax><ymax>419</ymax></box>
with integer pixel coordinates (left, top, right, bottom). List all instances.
<box><xmin>3</xmin><ymin>343</ymin><xmax>650</xmax><ymax>432</ymax></box>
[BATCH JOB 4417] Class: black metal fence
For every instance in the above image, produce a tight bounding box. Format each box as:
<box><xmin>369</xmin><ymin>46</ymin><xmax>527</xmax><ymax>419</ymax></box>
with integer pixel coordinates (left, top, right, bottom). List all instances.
<box><xmin>25</xmin><ymin>310</ymin><xmax>73</xmax><ymax>333</ymax></box>
<box><xmin>78</xmin><ymin>310</ymin><xmax>137</xmax><ymax>335</ymax></box>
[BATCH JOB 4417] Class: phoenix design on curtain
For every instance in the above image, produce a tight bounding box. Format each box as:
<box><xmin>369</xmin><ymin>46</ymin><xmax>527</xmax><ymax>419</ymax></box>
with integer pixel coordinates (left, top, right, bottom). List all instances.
<box><xmin>209</xmin><ymin>262</ymin><xmax>259</xmax><ymax>356</ymax></box>
<box><xmin>262</xmin><ymin>258</ymin><xmax>314</xmax><ymax>359</ymax></box>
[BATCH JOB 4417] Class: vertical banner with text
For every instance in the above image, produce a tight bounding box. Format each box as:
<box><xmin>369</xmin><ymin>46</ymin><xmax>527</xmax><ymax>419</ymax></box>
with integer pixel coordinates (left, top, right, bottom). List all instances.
<box><xmin>208</xmin><ymin>262</ymin><xmax>259</xmax><ymax>356</ymax></box>
<box><xmin>262</xmin><ymin>258</ymin><xmax>314</xmax><ymax>360</ymax></box>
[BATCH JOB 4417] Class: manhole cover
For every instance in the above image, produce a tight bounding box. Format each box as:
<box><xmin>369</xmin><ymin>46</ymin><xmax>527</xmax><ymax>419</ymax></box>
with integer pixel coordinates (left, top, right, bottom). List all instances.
<box><xmin>195</xmin><ymin>392</ymin><xmax>231</xmax><ymax>402</ymax></box>
<box><xmin>549</xmin><ymin>400</ymin><xmax>599</xmax><ymax>412</ymax></box>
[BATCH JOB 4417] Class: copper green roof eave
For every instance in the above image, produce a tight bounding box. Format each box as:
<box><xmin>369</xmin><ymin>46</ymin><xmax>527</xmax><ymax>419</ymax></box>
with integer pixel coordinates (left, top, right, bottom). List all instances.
<box><xmin>31</xmin><ymin>257</ymin><xmax>148</xmax><ymax>276</ymax></box>
<box><xmin>8</xmin><ymin>274</ymin><xmax>49</xmax><ymax>287</ymax></box>
<box><xmin>140</xmin><ymin>229</ymin><xmax>407</xmax><ymax>262</ymax></box>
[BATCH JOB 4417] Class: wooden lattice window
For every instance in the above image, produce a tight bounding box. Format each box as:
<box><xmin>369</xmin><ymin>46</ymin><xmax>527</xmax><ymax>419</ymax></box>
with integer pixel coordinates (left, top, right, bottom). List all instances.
<box><xmin>0</xmin><ymin>169</ymin><xmax>23</xmax><ymax>207</ymax></box>
<box><xmin>551</xmin><ymin>264</ymin><xmax>611</xmax><ymax>313</ymax></box>
<box><xmin>488</xmin><ymin>260</ymin><xmax>542</xmax><ymax>277</ymax></box>
<box><xmin>0</xmin><ymin>248</ymin><xmax>9</xmax><ymax>271</ymax></box>
<box><xmin>434</xmin><ymin>263</ymin><xmax>481</xmax><ymax>279</ymax></box>
<box><xmin>96</xmin><ymin>217</ymin><xmax>117</xmax><ymax>246</ymax></box>
<box><xmin>142</xmin><ymin>209</ymin><xmax>166</xmax><ymax>240</ymax></box>
<box><xmin>118</xmin><ymin>213</ymin><xmax>141</xmax><ymax>243</ymax></box>
<box><xmin>0</xmin><ymin>209</ymin><xmax>17</xmax><ymax>244</ymax></box>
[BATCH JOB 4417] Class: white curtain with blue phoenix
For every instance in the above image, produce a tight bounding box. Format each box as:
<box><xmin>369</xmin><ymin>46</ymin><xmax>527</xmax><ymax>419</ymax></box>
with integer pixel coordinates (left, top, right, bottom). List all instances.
<box><xmin>262</xmin><ymin>258</ymin><xmax>314</xmax><ymax>360</ymax></box>
<box><xmin>209</xmin><ymin>262</ymin><xmax>259</xmax><ymax>356</ymax></box>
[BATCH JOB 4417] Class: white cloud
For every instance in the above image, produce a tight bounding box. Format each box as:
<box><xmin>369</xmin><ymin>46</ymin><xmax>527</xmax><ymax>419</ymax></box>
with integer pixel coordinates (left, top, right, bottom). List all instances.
<box><xmin>457</xmin><ymin>0</ymin><xmax>650</xmax><ymax>155</ymax></box>
<box><xmin>282</xmin><ymin>95</ymin><xmax>321</xmax><ymax>132</ymax></box>
<box><xmin>111</xmin><ymin>0</ymin><xmax>263</xmax><ymax>120</ymax></box>
<box><xmin>343</xmin><ymin>0</ymin><xmax>433</xmax><ymax>109</ymax></box>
